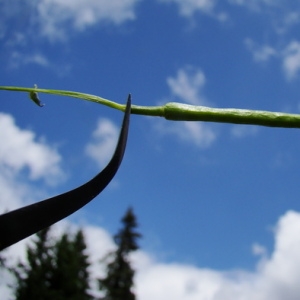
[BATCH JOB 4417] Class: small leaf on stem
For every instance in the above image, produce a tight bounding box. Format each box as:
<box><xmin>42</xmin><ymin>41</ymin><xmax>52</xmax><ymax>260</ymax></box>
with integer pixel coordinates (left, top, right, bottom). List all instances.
<box><xmin>29</xmin><ymin>84</ymin><xmax>45</xmax><ymax>107</ymax></box>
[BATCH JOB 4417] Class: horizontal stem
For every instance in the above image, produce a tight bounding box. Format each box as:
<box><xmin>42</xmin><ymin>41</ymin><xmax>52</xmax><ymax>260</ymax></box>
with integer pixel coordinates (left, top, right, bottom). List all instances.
<box><xmin>0</xmin><ymin>86</ymin><xmax>125</xmax><ymax>111</ymax></box>
<box><xmin>1</xmin><ymin>86</ymin><xmax>300</xmax><ymax>128</ymax></box>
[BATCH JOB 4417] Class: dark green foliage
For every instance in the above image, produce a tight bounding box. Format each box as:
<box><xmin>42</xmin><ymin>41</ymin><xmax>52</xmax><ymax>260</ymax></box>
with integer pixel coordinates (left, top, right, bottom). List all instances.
<box><xmin>13</xmin><ymin>227</ymin><xmax>57</xmax><ymax>300</ymax></box>
<box><xmin>99</xmin><ymin>207</ymin><xmax>141</xmax><ymax>300</ymax></box>
<box><xmin>51</xmin><ymin>230</ymin><xmax>93</xmax><ymax>300</ymax></box>
<box><xmin>12</xmin><ymin>227</ymin><xmax>93</xmax><ymax>300</ymax></box>
<box><xmin>114</xmin><ymin>208</ymin><xmax>141</xmax><ymax>254</ymax></box>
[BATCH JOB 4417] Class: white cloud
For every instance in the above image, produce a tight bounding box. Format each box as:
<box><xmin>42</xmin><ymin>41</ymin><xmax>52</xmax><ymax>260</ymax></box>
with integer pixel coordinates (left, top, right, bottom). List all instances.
<box><xmin>8</xmin><ymin>51</ymin><xmax>49</xmax><ymax>69</ymax></box>
<box><xmin>244</xmin><ymin>38</ymin><xmax>300</xmax><ymax>81</ymax></box>
<box><xmin>231</xmin><ymin>124</ymin><xmax>259</xmax><ymax>138</ymax></box>
<box><xmin>229</xmin><ymin>0</ymin><xmax>300</xmax><ymax>37</ymax></box>
<box><xmin>244</xmin><ymin>38</ymin><xmax>278</xmax><ymax>62</ymax></box>
<box><xmin>0</xmin><ymin>112</ymin><xmax>64</xmax><ymax>212</ymax></box>
<box><xmin>279</xmin><ymin>12</ymin><xmax>300</xmax><ymax>33</ymax></box>
<box><xmin>136</xmin><ymin>263</ymin><xmax>224</xmax><ymax>300</ymax></box>
<box><xmin>0</xmin><ymin>0</ymin><xmax>140</xmax><ymax>45</ymax></box>
<box><xmin>167</xmin><ymin>67</ymin><xmax>207</xmax><ymax>106</ymax></box>
<box><xmin>156</xmin><ymin>67</ymin><xmax>217</xmax><ymax>148</ymax></box>
<box><xmin>158</xmin><ymin>0</ymin><xmax>227</xmax><ymax>21</ymax></box>
<box><xmin>252</xmin><ymin>243</ymin><xmax>267</xmax><ymax>256</ymax></box>
<box><xmin>36</xmin><ymin>0</ymin><xmax>140</xmax><ymax>41</ymax></box>
<box><xmin>0</xmin><ymin>167</ymin><xmax>32</xmax><ymax>211</ymax></box>
<box><xmin>228</xmin><ymin>0</ymin><xmax>277</xmax><ymax>12</ymax></box>
<box><xmin>282</xmin><ymin>41</ymin><xmax>300</xmax><ymax>80</ymax></box>
<box><xmin>85</xmin><ymin>118</ymin><xmax>119</xmax><ymax>167</ymax></box>
<box><xmin>182</xmin><ymin>122</ymin><xmax>215</xmax><ymax>147</ymax></box>
<box><xmin>7</xmin><ymin>50</ymin><xmax>71</xmax><ymax>75</ymax></box>
<box><xmin>159</xmin><ymin>0</ymin><xmax>215</xmax><ymax>17</ymax></box>
<box><xmin>156</xmin><ymin>120</ymin><xmax>216</xmax><ymax>148</ymax></box>
<box><xmin>134</xmin><ymin>210</ymin><xmax>300</xmax><ymax>300</ymax></box>
<box><xmin>0</xmin><ymin>112</ymin><xmax>63</xmax><ymax>185</ymax></box>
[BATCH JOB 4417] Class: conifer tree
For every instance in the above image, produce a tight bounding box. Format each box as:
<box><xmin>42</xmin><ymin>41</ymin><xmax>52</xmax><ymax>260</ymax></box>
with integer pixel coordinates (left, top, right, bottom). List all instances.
<box><xmin>13</xmin><ymin>227</ymin><xmax>57</xmax><ymax>300</ymax></box>
<box><xmin>99</xmin><ymin>207</ymin><xmax>141</xmax><ymax>300</ymax></box>
<box><xmin>12</xmin><ymin>227</ymin><xmax>93</xmax><ymax>300</ymax></box>
<box><xmin>51</xmin><ymin>230</ymin><xmax>93</xmax><ymax>300</ymax></box>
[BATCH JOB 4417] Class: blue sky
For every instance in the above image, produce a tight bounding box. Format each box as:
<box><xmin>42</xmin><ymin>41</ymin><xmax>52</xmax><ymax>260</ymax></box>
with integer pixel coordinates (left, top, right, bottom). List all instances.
<box><xmin>2</xmin><ymin>0</ymin><xmax>300</xmax><ymax>299</ymax></box>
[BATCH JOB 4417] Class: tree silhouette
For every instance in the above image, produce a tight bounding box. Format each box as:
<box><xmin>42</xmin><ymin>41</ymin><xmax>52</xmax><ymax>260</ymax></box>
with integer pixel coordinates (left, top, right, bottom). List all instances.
<box><xmin>99</xmin><ymin>207</ymin><xmax>141</xmax><ymax>300</ymax></box>
<box><xmin>12</xmin><ymin>227</ymin><xmax>93</xmax><ymax>300</ymax></box>
<box><xmin>13</xmin><ymin>227</ymin><xmax>57</xmax><ymax>300</ymax></box>
<box><xmin>51</xmin><ymin>230</ymin><xmax>93</xmax><ymax>300</ymax></box>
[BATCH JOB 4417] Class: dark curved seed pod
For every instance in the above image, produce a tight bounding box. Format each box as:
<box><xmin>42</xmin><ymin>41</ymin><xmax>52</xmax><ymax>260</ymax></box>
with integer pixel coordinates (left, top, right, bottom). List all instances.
<box><xmin>0</xmin><ymin>95</ymin><xmax>131</xmax><ymax>251</ymax></box>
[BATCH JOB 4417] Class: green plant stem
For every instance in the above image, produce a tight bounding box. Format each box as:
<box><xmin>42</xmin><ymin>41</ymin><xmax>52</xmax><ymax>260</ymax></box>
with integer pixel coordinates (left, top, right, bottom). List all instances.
<box><xmin>1</xmin><ymin>86</ymin><xmax>300</xmax><ymax>128</ymax></box>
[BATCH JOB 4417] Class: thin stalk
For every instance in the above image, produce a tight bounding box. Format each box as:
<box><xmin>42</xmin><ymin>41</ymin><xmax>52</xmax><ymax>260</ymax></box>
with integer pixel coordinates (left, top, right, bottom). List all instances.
<box><xmin>1</xmin><ymin>86</ymin><xmax>300</xmax><ymax>128</ymax></box>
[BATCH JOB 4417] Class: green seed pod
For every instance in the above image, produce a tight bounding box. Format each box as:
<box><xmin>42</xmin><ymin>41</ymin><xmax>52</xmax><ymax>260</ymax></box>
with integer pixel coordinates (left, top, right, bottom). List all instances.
<box><xmin>164</xmin><ymin>102</ymin><xmax>300</xmax><ymax>128</ymax></box>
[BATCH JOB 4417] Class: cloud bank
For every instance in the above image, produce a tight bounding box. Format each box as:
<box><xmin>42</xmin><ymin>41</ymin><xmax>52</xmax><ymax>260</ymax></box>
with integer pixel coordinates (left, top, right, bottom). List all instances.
<box><xmin>133</xmin><ymin>210</ymin><xmax>300</xmax><ymax>300</ymax></box>
<box><xmin>2</xmin><ymin>210</ymin><xmax>300</xmax><ymax>300</ymax></box>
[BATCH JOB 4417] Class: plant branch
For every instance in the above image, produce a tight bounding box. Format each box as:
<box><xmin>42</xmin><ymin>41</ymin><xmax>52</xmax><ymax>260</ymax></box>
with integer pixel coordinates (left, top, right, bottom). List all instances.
<box><xmin>1</xmin><ymin>85</ymin><xmax>300</xmax><ymax>128</ymax></box>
